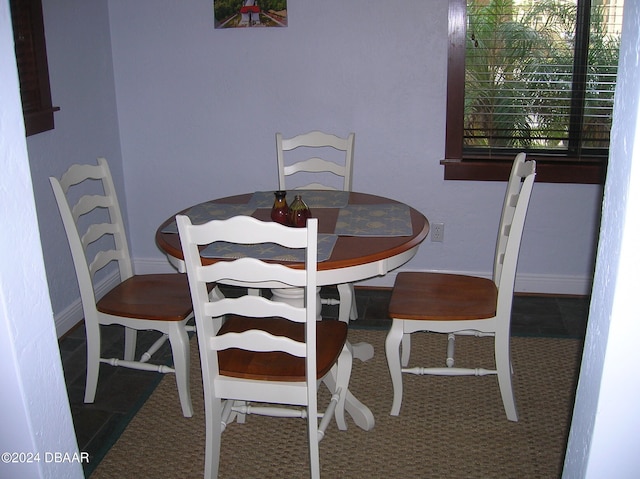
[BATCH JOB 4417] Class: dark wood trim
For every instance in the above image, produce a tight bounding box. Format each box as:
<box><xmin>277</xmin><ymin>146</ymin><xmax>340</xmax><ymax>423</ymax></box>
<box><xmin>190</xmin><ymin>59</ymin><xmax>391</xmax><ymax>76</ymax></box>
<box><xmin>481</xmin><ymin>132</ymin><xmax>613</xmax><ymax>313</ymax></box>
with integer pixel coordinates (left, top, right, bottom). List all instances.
<box><xmin>441</xmin><ymin>157</ymin><xmax>605</xmax><ymax>184</ymax></box>
<box><xmin>445</xmin><ymin>0</ymin><xmax>466</xmax><ymax>160</ymax></box>
<box><xmin>24</xmin><ymin>106</ymin><xmax>60</xmax><ymax>137</ymax></box>
<box><xmin>444</xmin><ymin>0</ymin><xmax>607</xmax><ymax>185</ymax></box>
<box><xmin>10</xmin><ymin>0</ymin><xmax>59</xmax><ymax>136</ymax></box>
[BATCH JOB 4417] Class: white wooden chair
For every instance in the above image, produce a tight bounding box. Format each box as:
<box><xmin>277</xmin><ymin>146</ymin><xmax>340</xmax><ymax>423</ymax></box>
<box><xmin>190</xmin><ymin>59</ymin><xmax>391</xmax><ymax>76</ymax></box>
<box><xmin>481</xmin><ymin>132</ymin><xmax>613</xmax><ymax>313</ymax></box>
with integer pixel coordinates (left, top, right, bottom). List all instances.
<box><xmin>50</xmin><ymin>158</ymin><xmax>197</xmax><ymax>417</ymax></box>
<box><xmin>176</xmin><ymin>215</ymin><xmax>352</xmax><ymax>479</ymax></box>
<box><xmin>385</xmin><ymin>153</ymin><xmax>536</xmax><ymax>422</ymax></box>
<box><xmin>276</xmin><ymin>130</ymin><xmax>358</xmax><ymax>323</ymax></box>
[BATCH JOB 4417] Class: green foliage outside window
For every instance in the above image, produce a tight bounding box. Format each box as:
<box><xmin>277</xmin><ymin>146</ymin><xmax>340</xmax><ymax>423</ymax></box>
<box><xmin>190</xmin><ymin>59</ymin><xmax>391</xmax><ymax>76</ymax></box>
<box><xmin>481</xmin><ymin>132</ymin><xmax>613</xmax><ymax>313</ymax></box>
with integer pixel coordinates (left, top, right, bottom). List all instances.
<box><xmin>464</xmin><ymin>0</ymin><xmax>622</xmax><ymax>156</ymax></box>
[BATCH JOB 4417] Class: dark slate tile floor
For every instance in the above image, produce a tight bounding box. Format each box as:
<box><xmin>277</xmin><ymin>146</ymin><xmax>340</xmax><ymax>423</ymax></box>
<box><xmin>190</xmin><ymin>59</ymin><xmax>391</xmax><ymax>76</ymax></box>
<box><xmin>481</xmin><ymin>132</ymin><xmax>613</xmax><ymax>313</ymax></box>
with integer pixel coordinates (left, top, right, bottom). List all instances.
<box><xmin>57</xmin><ymin>287</ymin><xmax>589</xmax><ymax>476</ymax></box>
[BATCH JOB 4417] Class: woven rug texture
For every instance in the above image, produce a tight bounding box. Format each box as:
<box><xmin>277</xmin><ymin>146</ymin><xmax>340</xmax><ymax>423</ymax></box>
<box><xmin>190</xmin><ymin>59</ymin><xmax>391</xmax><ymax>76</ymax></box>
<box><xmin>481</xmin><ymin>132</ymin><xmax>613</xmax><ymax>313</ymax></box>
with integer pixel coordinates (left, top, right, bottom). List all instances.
<box><xmin>90</xmin><ymin>329</ymin><xmax>581</xmax><ymax>478</ymax></box>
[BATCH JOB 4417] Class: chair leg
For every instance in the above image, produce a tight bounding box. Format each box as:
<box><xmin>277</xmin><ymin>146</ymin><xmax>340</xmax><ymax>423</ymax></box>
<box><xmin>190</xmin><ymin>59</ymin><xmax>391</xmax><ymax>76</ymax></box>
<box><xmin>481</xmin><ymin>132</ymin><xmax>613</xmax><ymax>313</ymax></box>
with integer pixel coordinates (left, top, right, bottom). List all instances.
<box><xmin>306</xmin><ymin>340</ymin><xmax>322</xmax><ymax>479</ymax></box>
<box><xmin>307</xmin><ymin>398</ymin><xmax>321</xmax><ymax>479</ymax></box>
<box><xmin>337</xmin><ymin>283</ymin><xmax>357</xmax><ymax>323</ymax></box>
<box><xmin>495</xmin><ymin>331</ymin><xmax>518</xmax><ymax>421</ymax></box>
<box><xmin>204</xmin><ymin>396</ymin><xmax>223</xmax><ymax>479</ymax></box>
<box><xmin>124</xmin><ymin>327</ymin><xmax>137</xmax><ymax>361</ymax></box>
<box><xmin>168</xmin><ymin>323</ymin><xmax>193</xmax><ymax>418</ymax></box>
<box><xmin>84</xmin><ymin>322</ymin><xmax>101</xmax><ymax>404</ymax></box>
<box><xmin>401</xmin><ymin>332</ymin><xmax>411</xmax><ymax>367</ymax></box>
<box><xmin>385</xmin><ymin>319</ymin><xmax>405</xmax><ymax>416</ymax></box>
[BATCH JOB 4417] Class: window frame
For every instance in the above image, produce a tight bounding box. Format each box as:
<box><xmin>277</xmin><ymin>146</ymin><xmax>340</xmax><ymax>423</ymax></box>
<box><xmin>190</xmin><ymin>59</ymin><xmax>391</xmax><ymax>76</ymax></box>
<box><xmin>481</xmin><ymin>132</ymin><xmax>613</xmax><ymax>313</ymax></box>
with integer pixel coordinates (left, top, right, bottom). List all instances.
<box><xmin>442</xmin><ymin>0</ymin><xmax>608</xmax><ymax>184</ymax></box>
<box><xmin>10</xmin><ymin>0</ymin><xmax>59</xmax><ymax>137</ymax></box>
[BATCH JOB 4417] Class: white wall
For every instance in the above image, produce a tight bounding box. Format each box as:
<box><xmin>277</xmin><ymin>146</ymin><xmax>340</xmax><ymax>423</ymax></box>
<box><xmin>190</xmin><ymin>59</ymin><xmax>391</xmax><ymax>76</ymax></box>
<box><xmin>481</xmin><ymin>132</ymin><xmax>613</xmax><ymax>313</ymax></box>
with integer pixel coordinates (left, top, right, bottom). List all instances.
<box><xmin>106</xmin><ymin>0</ymin><xmax>601</xmax><ymax>297</ymax></box>
<box><xmin>563</xmin><ymin>0</ymin><xmax>640</xmax><ymax>476</ymax></box>
<box><xmin>0</xmin><ymin>3</ymin><xmax>81</xmax><ymax>477</ymax></box>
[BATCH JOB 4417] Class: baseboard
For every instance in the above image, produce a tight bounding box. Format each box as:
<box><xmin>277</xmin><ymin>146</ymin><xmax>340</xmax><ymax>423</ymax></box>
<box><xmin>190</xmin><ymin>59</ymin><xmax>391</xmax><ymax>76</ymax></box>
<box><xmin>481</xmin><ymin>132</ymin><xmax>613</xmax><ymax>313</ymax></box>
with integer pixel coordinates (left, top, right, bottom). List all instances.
<box><xmin>54</xmin><ymin>298</ymin><xmax>84</xmax><ymax>339</ymax></box>
<box><xmin>135</xmin><ymin>257</ymin><xmax>182</xmax><ymax>274</ymax></box>
<box><xmin>134</xmin><ymin>257</ymin><xmax>593</xmax><ymax>296</ymax></box>
<box><xmin>513</xmin><ymin>273</ymin><xmax>593</xmax><ymax>295</ymax></box>
<box><xmin>54</xmin><ymin>271</ymin><xmax>120</xmax><ymax>338</ymax></box>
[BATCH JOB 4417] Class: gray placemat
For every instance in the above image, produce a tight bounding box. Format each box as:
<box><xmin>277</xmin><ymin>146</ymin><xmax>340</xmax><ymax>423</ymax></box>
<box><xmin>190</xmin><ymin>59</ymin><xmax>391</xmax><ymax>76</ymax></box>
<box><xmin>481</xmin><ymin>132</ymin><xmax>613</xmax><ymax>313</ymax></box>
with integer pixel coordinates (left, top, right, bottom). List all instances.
<box><xmin>248</xmin><ymin>190</ymin><xmax>349</xmax><ymax>209</ymax></box>
<box><xmin>200</xmin><ymin>234</ymin><xmax>338</xmax><ymax>262</ymax></box>
<box><xmin>334</xmin><ymin>204</ymin><xmax>413</xmax><ymax>236</ymax></box>
<box><xmin>162</xmin><ymin>203</ymin><xmax>256</xmax><ymax>233</ymax></box>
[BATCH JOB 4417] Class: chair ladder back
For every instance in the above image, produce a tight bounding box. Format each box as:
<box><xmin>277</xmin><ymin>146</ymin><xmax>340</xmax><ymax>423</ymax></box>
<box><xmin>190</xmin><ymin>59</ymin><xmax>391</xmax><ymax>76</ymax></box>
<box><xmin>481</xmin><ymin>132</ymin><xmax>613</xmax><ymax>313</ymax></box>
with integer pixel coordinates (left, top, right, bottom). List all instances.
<box><xmin>493</xmin><ymin>152</ymin><xmax>527</xmax><ymax>285</ymax></box>
<box><xmin>494</xmin><ymin>158</ymin><xmax>536</xmax><ymax>317</ymax></box>
<box><xmin>276</xmin><ymin>131</ymin><xmax>355</xmax><ymax>192</ymax></box>
<box><xmin>177</xmin><ymin>214</ymin><xmax>318</xmax><ymax>362</ymax></box>
<box><xmin>183</xmin><ymin>213</ymin><xmax>312</xmax><ymax>248</ymax></box>
<box><xmin>50</xmin><ymin>176</ymin><xmax>99</xmax><ymax>313</ymax></box>
<box><xmin>52</xmin><ymin>158</ymin><xmax>133</xmax><ymax>284</ymax></box>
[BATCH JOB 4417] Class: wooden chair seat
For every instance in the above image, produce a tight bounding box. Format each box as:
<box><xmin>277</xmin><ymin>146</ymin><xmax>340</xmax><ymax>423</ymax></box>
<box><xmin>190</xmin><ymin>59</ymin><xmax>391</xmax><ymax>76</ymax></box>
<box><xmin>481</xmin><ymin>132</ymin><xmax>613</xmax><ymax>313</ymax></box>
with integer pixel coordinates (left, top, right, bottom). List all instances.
<box><xmin>389</xmin><ymin>272</ymin><xmax>497</xmax><ymax>321</ymax></box>
<box><xmin>218</xmin><ymin>316</ymin><xmax>348</xmax><ymax>382</ymax></box>
<box><xmin>97</xmin><ymin>274</ymin><xmax>194</xmax><ymax>321</ymax></box>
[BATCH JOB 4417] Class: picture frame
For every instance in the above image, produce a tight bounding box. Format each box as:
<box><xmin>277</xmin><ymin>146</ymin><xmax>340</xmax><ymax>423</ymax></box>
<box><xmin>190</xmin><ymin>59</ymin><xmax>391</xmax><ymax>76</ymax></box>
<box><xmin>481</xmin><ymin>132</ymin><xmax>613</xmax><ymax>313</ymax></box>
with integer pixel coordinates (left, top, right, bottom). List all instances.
<box><xmin>214</xmin><ymin>0</ymin><xmax>287</xmax><ymax>28</ymax></box>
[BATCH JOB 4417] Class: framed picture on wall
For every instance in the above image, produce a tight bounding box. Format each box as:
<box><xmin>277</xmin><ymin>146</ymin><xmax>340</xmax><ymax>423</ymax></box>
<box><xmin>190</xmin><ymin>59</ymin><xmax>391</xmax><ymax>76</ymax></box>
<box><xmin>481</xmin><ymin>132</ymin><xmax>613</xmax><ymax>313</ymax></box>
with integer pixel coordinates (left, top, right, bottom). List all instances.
<box><xmin>214</xmin><ymin>1</ymin><xmax>287</xmax><ymax>28</ymax></box>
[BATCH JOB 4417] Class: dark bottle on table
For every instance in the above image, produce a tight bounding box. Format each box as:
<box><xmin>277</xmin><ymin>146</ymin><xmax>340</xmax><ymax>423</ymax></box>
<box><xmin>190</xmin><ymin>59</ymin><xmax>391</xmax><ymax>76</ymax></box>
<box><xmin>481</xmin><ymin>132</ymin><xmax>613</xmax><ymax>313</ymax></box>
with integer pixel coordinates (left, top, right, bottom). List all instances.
<box><xmin>288</xmin><ymin>194</ymin><xmax>312</xmax><ymax>227</ymax></box>
<box><xmin>271</xmin><ymin>190</ymin><xmax>289</xmax><ymax>225</ymax></box>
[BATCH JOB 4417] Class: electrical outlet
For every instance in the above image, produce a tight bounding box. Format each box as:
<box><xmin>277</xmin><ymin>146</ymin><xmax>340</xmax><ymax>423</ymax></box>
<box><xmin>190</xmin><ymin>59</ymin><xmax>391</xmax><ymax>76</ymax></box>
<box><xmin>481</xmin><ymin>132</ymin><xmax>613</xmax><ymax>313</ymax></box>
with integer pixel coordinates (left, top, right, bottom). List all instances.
<box><xmin>431</xmin><ymin>222</ymin><xmax>444</xmax><ymax>242</ymax></box>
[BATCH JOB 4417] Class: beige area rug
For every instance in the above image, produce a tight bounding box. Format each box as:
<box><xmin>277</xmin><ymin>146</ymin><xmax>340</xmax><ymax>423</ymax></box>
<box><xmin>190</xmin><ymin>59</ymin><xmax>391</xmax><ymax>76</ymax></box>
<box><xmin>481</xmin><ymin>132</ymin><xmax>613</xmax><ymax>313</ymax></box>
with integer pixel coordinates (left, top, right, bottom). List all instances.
<box><xmin>90</xmin><ymin>329</ymin><xmax>582</xmax><ymax>478</ymax></box>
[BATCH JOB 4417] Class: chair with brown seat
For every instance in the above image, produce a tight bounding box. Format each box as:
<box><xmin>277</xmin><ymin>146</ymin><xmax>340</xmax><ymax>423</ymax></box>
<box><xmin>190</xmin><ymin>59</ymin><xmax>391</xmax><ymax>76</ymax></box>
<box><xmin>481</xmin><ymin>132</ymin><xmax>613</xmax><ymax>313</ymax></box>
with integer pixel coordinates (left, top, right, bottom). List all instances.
<box><xmin>276</xmin><ymin>130</ymin><xmax>358</xmax><ymax>324</ymax></box>
<box><xmin>176</xmin><ymin>214</ymin><xmax>352</xmax><ymax>479</ymax></box>
<box><xmin>50</xmin><ymin>158</ymin><xmax>199</xmax><ymax>417</ymax></box>
<box><xmin>385</xmin><ymin>153</ymin><xmax>536</xmax><ymax>422</ymax></box>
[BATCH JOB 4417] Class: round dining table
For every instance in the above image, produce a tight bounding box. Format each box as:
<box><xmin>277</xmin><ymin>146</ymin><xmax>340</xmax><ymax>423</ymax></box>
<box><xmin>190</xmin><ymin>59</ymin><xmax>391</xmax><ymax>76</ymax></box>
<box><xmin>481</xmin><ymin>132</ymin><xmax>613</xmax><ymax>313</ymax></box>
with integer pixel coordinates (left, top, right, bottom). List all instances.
<box><xmin>155</xmin><ymin>190</ymin><xmax>429</xmax><ymax>431</ymax></box>
<box><xmin>157</xmin><ymin>191</ymin><xmax>429</xmax><ymax>281</ymax></box>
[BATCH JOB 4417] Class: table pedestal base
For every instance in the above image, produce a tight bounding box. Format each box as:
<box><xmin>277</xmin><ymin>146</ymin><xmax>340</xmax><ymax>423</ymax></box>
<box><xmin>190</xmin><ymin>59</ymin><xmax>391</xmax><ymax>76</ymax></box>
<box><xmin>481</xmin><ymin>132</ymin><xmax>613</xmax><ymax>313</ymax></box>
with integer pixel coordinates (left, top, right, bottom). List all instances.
<box><xmin>322</xmin><ymin>354</ymin><xmax>375</xmax><ymax>431</ymax></box>
<box><xmin>270</xmin><ymin>286</ymin><xmax>375</xmax><ymax>430</ymax></box>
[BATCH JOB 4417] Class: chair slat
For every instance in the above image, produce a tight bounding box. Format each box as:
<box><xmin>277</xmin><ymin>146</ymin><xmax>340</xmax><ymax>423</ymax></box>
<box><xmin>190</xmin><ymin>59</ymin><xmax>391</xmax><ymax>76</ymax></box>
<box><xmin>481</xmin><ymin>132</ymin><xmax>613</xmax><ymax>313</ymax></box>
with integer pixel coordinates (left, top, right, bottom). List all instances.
<box><xmin>203</xmin><ymin>296</ymin><xmax>307</xmax><ymax>324</ymax></box>
<box><xmin>212</xmin><ymin>329</ymin><xmax>306</xmax><ymax>357</ymax></box>
<box><xmin>72</xmin><ymin>193</ymin><xmax>112</xmax><ymax>219</ymax></box>
<box><xmin>82</xmin><ymin>222</ymin><xmax>119</xmax><ymax>247</ymax></box>
<box><xmin>198</xmin><ymin>257</ymin><xmax>306</xmax><ymax>287</ymax></box>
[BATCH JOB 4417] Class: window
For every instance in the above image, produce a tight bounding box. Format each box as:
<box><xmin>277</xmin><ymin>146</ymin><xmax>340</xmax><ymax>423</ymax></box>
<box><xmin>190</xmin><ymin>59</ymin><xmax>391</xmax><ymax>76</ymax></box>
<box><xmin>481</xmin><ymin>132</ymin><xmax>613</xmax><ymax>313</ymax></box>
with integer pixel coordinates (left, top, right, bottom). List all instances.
<box><xmin>443</xmin><ymin>0</ymin><xmax>624</xmax><ymax>184</ymax></box>
<box><xmin>10</xmin><ymin>0</ymin><xmax>59</xmax><ymax>136</ymax></box>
